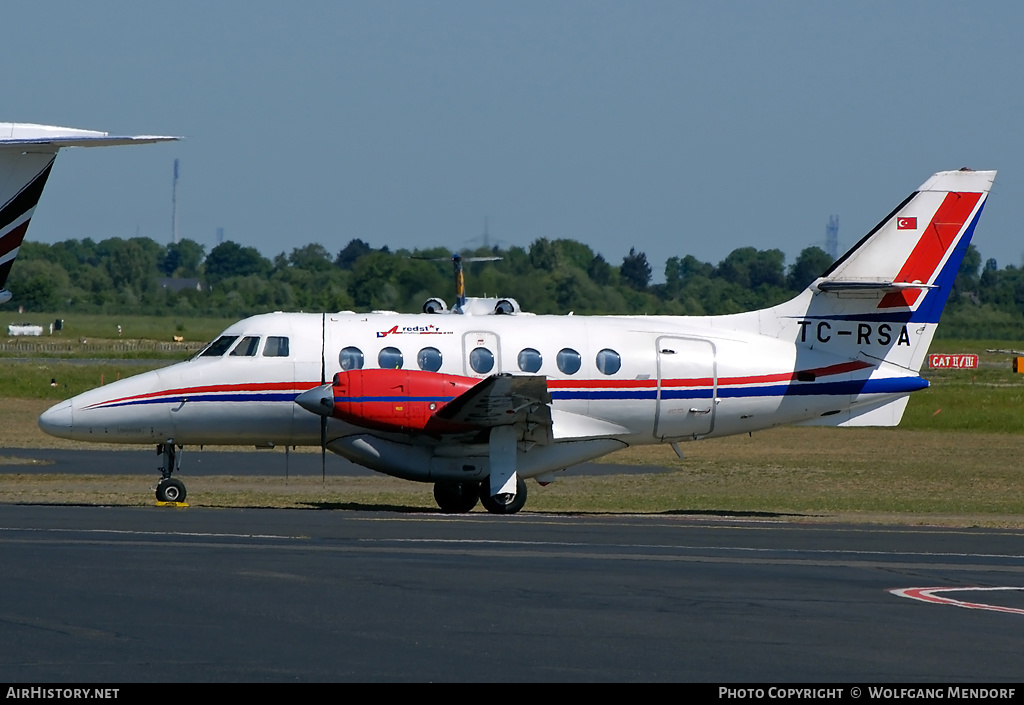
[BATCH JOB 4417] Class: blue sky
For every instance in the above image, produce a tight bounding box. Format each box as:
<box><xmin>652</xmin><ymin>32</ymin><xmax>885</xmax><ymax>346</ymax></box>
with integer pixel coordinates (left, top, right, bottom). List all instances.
<box><xmin>7</xmin><ymin>1</ymin><xmax>1022</xmax><ymax>281</ymax></box>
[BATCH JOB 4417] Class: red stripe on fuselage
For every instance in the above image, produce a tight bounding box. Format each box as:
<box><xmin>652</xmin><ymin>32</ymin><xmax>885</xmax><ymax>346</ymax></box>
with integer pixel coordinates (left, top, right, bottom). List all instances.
<box><xmin>85</xmin><ymin>380</ymin><xmax>316</xmax><ymax>409</ymax></box>
<box><xmin>718</xmin><ymin>359</ymin><xmax>870</xmax><ymax>386</ymax></box>
<box><xmin>878</xmin><ymin>192</ymin><xmax>981</xmax><ymax>308</ymax></box>
<box><xmin>89</xmin><ymin>359</ymin><xmax>873</xmax><ymax>409</ymax></box>
<box><xmin>546</xmin><ymin>360</ymin><xmax>870</xmax><ymax>390</ymax></box>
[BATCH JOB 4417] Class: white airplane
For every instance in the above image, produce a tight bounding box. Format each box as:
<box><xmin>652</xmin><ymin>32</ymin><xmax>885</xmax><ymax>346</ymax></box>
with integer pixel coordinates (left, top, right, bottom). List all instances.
<box><xmin>0</xmin><ymin>123</ymin><xmax>177</xmax><ymax>304</ymax></box>
<box><xmin>39</xmin><ymin>168</ymin><xmax>995</xmax><ymax>513</ymax></box>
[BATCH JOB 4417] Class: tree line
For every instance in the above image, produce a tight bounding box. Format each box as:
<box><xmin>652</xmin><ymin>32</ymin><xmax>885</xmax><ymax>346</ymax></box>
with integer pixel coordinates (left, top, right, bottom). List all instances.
<box><xmin>4</xmin><ymin>235</ymin><xmax>1022</xmax><ymax>339</ymax></box>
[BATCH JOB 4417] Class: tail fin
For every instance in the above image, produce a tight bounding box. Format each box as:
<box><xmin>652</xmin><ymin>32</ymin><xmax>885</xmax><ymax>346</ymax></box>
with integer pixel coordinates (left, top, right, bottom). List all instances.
<box><xmin>0</xmin><ymin>123</ymin><xmax>178</xmax><ymax>304</ymax></box>
<box><xmin>767</xmin><ymin>168</ymin><xmax>995</xmax><ymax>371</ymax></box>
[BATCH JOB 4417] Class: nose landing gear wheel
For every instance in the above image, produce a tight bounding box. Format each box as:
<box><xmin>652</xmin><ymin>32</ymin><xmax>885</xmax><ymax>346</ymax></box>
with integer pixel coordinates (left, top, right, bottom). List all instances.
<box><xmin>156</xmin><ymin>477</ymin><xmax>187</xmax><ymax>503</ymax></box>
<box><xmin>480</xmin><ymin>476</ymin><xmax>527</xmax><ymax>514</ymax></box>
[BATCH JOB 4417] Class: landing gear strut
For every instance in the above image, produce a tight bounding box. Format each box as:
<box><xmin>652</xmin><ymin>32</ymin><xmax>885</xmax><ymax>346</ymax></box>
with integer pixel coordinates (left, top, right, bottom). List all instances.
<box><xmin>480</xmin><ymin>475</ymin><xmax>527</xmax><ymax>514</ymax></box>
<box><xmin>433</xmin><ymin>481</ymin><xmax>480</xmax><ymax>513</ymax></box>
<box><xmin>155</xmin><ymin>442</ymin><xmax>187</xmax><ymax>503</ymax></box>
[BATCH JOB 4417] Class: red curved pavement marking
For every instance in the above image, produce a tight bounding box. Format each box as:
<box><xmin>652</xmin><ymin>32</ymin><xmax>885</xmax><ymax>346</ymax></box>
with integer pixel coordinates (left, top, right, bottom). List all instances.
<box><xmin>891</xmin><ymin>587</ymin><xmax>1024</xmax><ymax>615</ymax></box>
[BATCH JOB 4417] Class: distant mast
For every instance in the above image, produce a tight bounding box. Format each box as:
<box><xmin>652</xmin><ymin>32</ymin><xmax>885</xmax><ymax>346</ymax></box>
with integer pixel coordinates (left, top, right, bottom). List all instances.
<box><xmin>171</xmin><ymin>158</ymin><xmax>180</xmax><ymax>244</ymax></box>
<box><xmin>826</xmin><ymin>214</ymin><xmax>839</xmax><ymax>260</ymax></box>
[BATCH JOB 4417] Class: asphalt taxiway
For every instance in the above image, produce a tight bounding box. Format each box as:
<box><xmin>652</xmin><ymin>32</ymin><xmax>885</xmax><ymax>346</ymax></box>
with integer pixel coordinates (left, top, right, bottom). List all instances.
<box><xmin>0</xmin><ymin>502</ymin><xmax>1022</xmax><ymax>682</ymax></box>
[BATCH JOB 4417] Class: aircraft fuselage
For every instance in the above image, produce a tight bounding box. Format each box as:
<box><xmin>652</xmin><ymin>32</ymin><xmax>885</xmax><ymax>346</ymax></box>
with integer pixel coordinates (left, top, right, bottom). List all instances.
<box><xmin>39</xmin><ymin>309</ymin><xmax>921</xmax><ymax>481</ymax></box>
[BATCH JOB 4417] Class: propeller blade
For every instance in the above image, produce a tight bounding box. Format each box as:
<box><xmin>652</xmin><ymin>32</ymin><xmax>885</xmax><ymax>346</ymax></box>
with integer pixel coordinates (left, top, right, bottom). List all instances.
<box><xmin>320</xmin><ymin>416</ymin><xmax>327</xmax><ymax>487</ymax></box>
<box><xmin>321</xmin><ymin>312</ymin><xmax>326</xmax><ymax>487</ymax></box>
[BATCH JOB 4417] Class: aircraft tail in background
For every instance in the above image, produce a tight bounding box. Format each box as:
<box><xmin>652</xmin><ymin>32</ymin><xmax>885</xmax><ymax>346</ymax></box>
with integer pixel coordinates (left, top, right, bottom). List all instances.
<box><xmin>0</xmin><ymin>123</ymin><xmax>178</xmax><ymax>304</ymax></box>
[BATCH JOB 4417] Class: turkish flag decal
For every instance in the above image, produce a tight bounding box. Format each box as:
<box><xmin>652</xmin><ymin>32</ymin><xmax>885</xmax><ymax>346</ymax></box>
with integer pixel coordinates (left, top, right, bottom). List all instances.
<box><xmin>897</xmin><ymin>217</ymin><xmax>917</xmax><ymax>230</ymax></box>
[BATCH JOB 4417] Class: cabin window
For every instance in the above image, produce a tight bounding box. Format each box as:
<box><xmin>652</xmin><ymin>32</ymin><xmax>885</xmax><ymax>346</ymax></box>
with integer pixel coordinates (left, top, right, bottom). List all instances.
<box><xmin>230</xmin><ymin>336</ymin><xmax>260</xmax><ymax>357</ymax></box>
<box><xmin>517</xmin><ymin>348</ymin><xmax>542</xmax><ymax>373</ymax></box>
<box><xmin>339</xmin><ymin>346</ymin><xmax>364</xmax><ymax>371</ymax></box>
<box><xmin>556</xmin><ymin>348</ymin><xmax>581</xmax><ymax>375</ymax></box>
<box><xmin>418</xmin><ymin>347</ymin><xmax>443</xmax><ymax>372</ymax></box>
<box><xmin>200</xmin><ymin>336</ymin><xmax>238</xmax><ymax>357</ymax></box>
<box><xmin>596</xmin><ymin>349</ymin><xmax>621</xmax><ymax>375</ymax></box>
<box><xmin>378</xmin><ymin>347</ymin><xmax>404</xmax><ymax>369</ymax></box>
<box><xmin>263</xmin><ymin>336</ymin><xmax>290</xmax><ymax>357</ymax></box>
<box><xmin>469</xmin><ymin>347</ymin><xmax>494</xmax><ymax>374</ymax></box>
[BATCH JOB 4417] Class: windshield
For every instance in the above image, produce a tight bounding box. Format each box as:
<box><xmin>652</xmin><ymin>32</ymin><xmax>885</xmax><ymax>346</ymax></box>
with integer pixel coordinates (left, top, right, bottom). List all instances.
<box><xmin>195</xmin><ymin>335</ymin><xmax>239</xmax><ymax>359</ymax></box>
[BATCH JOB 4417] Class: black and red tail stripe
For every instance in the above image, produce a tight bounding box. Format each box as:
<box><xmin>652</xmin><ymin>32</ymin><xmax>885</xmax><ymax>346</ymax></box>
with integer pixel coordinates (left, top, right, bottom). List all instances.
<box><xmin>0</xmin><ymin>159</ymin><xmax>54</xmax><ymax>288</ymax></box>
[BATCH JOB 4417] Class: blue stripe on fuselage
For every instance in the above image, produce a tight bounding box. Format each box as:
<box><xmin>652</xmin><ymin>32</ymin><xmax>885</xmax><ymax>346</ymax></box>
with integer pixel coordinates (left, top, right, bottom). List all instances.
<box><xmin>551</xmin><ymin>376</ymin><xmax>926</xmax><ymax>401</ymax></box>
<box><xmin>333</xmin><ymin>396</ymin><xmax>456</xmax><ymax>404</ymax></box>
<box><xmin>90</xmin><ymin>377</ymin><xmax>927</xmax><ymax>409</ymax></box>
<box><xmin>91</xmin><ymin>392</ymin><xmax>303</xmax><ymax>409</ymax></box>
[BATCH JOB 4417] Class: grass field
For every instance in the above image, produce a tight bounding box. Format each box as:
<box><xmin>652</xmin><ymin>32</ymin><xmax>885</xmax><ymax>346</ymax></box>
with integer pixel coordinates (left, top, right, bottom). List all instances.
<box><xmin>0</xmin><ymin>363</ymin><xmax>166</xmax><ymax>402</ymax></box>
<box><xmin>0</xmin><ymin>312</ymin><xmax>230</xmax><ymax>360</ymax></box>
<box><xmin>1</xmin><ymin>425</ymin><xmax>1021</xmax><ymax>524</ymax></box>
<box><xmin>0</xmin><ymin>336</ymin><xmax>1021</xmax><ymax>524</ymax></box>
<box><xmin>2</xmin><ymin>313</ymin><xmax>234</xmax><ymax>343</ymax></box>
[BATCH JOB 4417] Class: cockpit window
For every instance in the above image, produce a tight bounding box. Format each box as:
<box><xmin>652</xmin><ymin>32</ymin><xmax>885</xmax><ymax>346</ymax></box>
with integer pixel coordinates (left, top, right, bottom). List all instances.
<box><xmin>263</xmin><ymin>336</ymin><xmax>290</xmax><ymax>357</ymax></box>
<box><xmin>230</xmin><ymin>336</ymin><xmax>260</xmax><ymax>357</ymax></box>
<box><xmin>200</xmin><ymin>336</ymin><xmax>238</xmax><ymax>357</ymax></box>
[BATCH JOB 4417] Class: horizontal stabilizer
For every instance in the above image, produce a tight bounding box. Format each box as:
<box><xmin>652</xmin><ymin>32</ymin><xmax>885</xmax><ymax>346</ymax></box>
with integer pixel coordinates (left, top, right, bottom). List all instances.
<box><xmin>815</xmin><ymin>281</ymin><xmax>937</xmax><ymax>293</ymax></box>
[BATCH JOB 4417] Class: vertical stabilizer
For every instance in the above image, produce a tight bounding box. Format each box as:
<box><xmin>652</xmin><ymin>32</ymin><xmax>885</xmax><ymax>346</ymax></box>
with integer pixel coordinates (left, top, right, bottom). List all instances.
<box><xmin>762</xmin><ymin>169</ymin><xmax>995</xmax><ymax>372</ymax></box>
<box><xmin>0</xmin><ymin>123</ymin><xmax>178</xmax><ymax>303</ymax></box>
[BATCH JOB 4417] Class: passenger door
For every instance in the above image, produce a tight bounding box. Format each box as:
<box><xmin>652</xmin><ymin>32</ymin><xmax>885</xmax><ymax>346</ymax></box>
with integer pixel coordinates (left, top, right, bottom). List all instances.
<box><xmin>654</xmin><ymin>336</ymin><xmax>716</xmax><ymax>439</ymax></box>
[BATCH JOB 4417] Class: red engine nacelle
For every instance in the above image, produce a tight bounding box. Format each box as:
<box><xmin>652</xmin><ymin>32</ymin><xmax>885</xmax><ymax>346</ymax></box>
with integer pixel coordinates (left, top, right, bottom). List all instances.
<box><xmin>331</xmin><ymin>368</ymin><xmax>479</xmax><ymax>433</ymax></box>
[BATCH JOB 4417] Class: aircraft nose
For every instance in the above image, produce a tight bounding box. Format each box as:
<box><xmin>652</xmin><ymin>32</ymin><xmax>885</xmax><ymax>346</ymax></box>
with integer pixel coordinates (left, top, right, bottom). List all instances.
<box><xmin>295</xmin><ymin>384</ymin><xmax>334</xmax><ymax>417</ymax></box>
<box><xmin>38</xmin><ymin>399</ymin><xmax>73</xmax><ymax>438</ymax></box>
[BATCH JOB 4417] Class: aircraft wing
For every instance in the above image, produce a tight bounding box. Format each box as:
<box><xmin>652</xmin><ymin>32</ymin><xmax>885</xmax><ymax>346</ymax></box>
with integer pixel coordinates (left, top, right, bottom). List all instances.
<box><xmin>433</xmin><ymin>374</ymin><xmax>553</xmax><ymax>443</ymax></box>
<box><xmin>297</xmin><ymin>370</ymin><xmax>555</xmax><ymax>444</ymax></box>
<box><xmin>0</xmin><ymin>123</ymin><xmax>179</xmax><ymax>149</ymax></box>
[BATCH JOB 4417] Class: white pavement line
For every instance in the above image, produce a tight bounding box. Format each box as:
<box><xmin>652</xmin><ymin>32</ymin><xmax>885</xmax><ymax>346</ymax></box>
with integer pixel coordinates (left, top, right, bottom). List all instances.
<box><xmin>0</xmin><ymin>526</ymin><xmax>301</xmax><ymax>540</ymax></box>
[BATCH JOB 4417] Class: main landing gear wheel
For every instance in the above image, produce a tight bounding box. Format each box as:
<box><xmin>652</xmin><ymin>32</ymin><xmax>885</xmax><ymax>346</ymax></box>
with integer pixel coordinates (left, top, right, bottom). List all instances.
<box><xmin>480</xmin><ymin>476</ymin><xmax>527</xmax><ymax>515</ymax></box>
<box><xmin>156</xmin><ymin>477</ymin><xmax>187</xmax><ymax>503</ymax></box>
<box><xmin>433</xmin><ymin>481</ymin><xmax>480</xmax><ymax>513</ymax></box>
